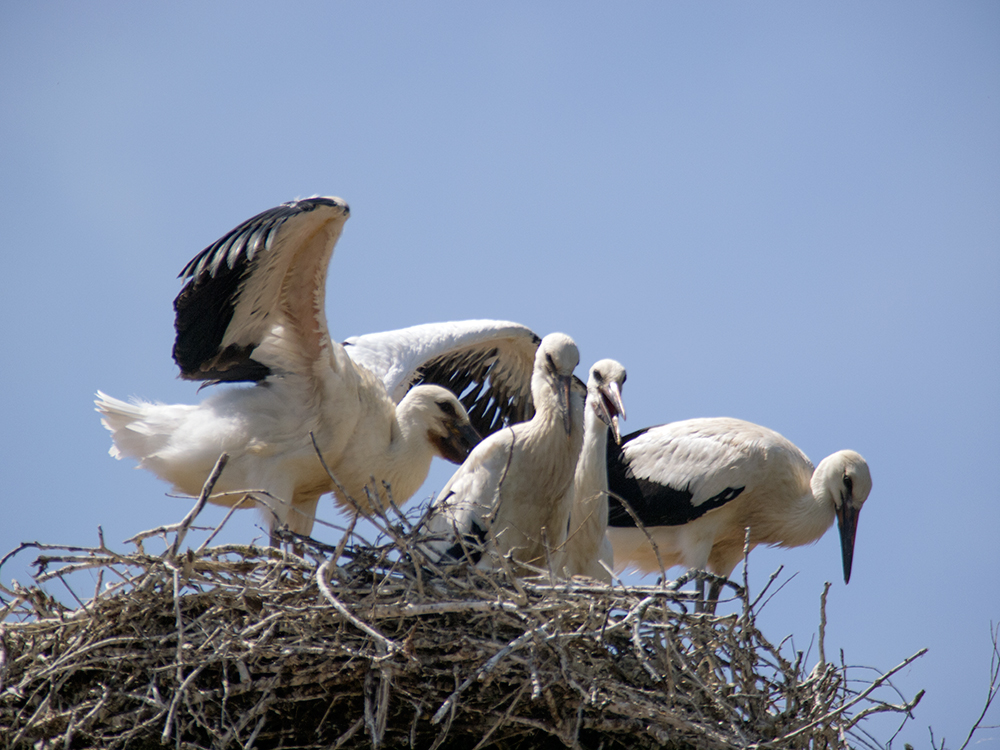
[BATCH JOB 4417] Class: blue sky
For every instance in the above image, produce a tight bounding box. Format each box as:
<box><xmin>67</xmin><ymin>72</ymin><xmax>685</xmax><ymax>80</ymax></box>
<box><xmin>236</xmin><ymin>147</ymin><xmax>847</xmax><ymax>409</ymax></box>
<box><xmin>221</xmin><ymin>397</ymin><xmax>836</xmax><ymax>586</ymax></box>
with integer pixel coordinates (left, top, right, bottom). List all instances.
<box><xmin>2</xmin><ymin>3</ymin><xmax>998</xmax><ymax>746</ymax></box>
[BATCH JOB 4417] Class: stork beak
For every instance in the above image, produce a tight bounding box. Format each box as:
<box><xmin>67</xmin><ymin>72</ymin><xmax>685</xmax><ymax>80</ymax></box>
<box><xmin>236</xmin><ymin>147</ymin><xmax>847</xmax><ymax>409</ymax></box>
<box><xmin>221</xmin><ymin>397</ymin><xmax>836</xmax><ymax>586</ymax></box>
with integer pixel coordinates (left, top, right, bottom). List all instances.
<box><xmin>560</xmin><ymin>374</ymin><xmax>573</xmax><ymax>435</ymax></box>
<box><xmin>438</xmin><ymin>420</ymin><xmax>482</xmax><ymax>464</ymax></box>
<box><xmin>596</xmin><ymin>381</ymin><xmax>626</xmax><ymax>444</ymax></box>
<box><xmin>835</xmin><ymin>502</ymin><xmax>860</xmax><ymax>584</ymax></box>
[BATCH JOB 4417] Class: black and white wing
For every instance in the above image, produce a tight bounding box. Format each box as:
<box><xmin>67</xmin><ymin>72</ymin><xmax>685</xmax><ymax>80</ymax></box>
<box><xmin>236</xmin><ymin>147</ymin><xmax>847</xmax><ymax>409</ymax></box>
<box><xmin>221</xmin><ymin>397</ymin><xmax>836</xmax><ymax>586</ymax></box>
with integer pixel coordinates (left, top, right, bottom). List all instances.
<box><xmin>173</xmin><ymin>196</ymin><xmax>350</xmax><ymax>383</ymax></box>
<box><xmin>344</xmin><ymin>320</ymin><xmax>540</xmax><ymax>437</ymax></box>
<box><xmin>422</xmin><ymin>431</ymin><xmax>515</xmax><ymax>563</ymax></box>
<box><xmin>606</xmin><ymin>418</ymin><xmax>762</xmax><ymax>528</ymax></box>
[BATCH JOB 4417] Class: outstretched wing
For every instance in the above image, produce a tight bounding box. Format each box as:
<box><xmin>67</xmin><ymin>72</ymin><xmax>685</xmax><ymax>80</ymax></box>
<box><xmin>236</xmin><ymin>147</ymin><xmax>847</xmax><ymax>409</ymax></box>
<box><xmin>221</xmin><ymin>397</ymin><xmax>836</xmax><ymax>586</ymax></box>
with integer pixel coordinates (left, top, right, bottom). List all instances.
<box><xmin>173</xmin><ymin>196</ymin><xmax>350</xmax><ymax>383</ymax></box>
<box><xmin>344</xmin><ymin>320</ymin><xmax>540</xmax><ymax>437</ymax></box>
<box><xmin>607</xmin><ymin>419</ymin><xmax>763</xmax><ymax>527</ymax></box>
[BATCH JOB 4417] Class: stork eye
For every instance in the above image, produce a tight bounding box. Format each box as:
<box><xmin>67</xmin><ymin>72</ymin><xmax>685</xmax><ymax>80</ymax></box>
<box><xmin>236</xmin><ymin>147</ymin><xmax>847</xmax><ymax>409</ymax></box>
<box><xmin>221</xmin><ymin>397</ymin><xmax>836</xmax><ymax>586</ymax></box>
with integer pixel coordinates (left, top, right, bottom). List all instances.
<box><xmin>545</xmin><ymin>353</ymin><xmax>555</xmax><ymax>370</ymax></box>
<box><xmin>594</xmin><ymin>370</ymin><xmax>604</xmax><ymax>381</ymax></box>
<box><xmin>438</xmin><ymin>400</ymin><xmax>456</xmax><ymax>417</ymax></box>
<box><xmin>843</xmin><ymin>475</ymin><xmax>854</xmax><ymax>494</ymax></box>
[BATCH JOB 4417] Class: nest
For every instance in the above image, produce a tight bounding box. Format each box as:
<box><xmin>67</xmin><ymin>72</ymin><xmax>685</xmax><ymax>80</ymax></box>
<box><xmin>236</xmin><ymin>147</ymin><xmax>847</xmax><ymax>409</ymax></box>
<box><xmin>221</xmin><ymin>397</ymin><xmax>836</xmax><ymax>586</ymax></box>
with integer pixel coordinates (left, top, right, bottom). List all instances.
<box><xmin>0</xmin><ymin>481</ymin><xmax>923</xmax><ymax>750</ymax></box>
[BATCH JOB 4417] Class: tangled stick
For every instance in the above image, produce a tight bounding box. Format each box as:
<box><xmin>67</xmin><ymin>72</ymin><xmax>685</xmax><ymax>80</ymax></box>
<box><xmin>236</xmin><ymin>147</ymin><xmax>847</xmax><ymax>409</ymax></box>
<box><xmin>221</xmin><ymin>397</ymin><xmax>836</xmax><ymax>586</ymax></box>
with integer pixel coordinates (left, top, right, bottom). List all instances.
<box><xmin>1</xmin><ymin>476</ymin><xmax>926</xmax><ymax>750</ymax></box>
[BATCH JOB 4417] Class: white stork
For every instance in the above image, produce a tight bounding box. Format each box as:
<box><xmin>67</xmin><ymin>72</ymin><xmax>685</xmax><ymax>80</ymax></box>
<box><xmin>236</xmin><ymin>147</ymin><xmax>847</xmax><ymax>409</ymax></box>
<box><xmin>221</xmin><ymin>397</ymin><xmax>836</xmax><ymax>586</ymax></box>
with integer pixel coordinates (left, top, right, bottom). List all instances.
<box><xmin>604</xmin><ymin>418</ymin><xmax>872</xmax><ymax>605</ymax></box>
<box><xmin>424</xmin><ymin>333</ymin><xmax>584</xmax><ymax>574</ymax></box>
<box><xmin>96</xmin><ymin>197</ymin><xmax>543</xmax><ymax>545</ymax></box>
<box><xmin>559</xmin><ymin>359</ymin><xmax>627</xmax><ymax>582</ymax></box>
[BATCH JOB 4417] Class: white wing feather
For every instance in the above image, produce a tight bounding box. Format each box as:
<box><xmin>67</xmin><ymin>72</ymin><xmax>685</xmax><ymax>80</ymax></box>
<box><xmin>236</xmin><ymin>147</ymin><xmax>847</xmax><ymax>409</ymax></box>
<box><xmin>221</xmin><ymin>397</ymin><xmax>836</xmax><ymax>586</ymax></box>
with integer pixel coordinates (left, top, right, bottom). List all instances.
<box><xmin>622</xmin><ymin>418</ymin><xmax>784</xmax><ymax>508</ymax></box>
<box><xmin>344</xmin><ymin>320</ymin><xmax>538</xmax><ymax>401</ymax></box>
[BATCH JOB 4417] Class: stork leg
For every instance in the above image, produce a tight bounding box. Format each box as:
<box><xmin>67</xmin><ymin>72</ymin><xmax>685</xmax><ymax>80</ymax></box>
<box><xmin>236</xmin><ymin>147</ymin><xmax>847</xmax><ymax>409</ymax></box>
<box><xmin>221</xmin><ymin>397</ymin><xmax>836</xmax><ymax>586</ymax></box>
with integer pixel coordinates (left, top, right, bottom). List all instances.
<box><xmin>691</xmin><ymin>573</ymin><xmax>724</xmax><ymax>614</ymax></box>
<box><xmin>268</xmin><ymin>527</ymin><xmax>307</xmax><ymax>557</ymax></box>
<box><xmin>694</xmin><ymin>574</ymin><xmax>708</xmax><ymax>613</ymax></box>
<box><xmin>705</xmin><ymin>578</ymin><xmax>724</xmax><ymax>616</ymax></box>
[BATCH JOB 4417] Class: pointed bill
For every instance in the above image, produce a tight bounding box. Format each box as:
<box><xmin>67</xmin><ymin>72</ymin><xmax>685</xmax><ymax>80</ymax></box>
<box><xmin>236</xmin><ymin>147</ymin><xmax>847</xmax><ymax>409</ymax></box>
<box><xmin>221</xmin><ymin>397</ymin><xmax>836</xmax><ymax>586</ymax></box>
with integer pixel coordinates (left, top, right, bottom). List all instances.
<box><xmin>836</xmin><ymin>503</ymin><xmax>860</xmax><ymax>584</ymax></box>
<box><xmin>560</xmin><ymin>374</ymin><xmax>574</xmax><ymax>434</ymax></box>
<box><xmin>595</xmin><ymin>380</ymin><xmax>626</xmax><ymax>444</ymax></box>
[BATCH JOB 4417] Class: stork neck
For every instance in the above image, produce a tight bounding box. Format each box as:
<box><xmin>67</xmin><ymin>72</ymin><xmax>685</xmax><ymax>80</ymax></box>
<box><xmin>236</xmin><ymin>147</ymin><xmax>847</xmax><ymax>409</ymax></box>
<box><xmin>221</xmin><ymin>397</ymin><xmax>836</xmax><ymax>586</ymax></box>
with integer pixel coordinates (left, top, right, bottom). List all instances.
<box><xmin>387</xmin><ymin>402</ymin><xmax>434</xmax><ymax>461</ymax></box>
<box><xmin>531</xmin><ymin>368</ymin><xmax>572</xmax><ymax>420</ymax></box>
<box><xmin>366</xmin><ymin>400</ymin><xmax>435</xmax><ymax>507</ymax></box>
<box><xmin>576</xmin><ymin>409</ymin><xmax>610</xmax><ymax>505</ymax></box>
<box><xmin>784</xmin><ymin>479</ymin><xmax>837</xmax><ymax>547</ymax></box>
<box><xmin>571</xmin><ymin>409</ymin><xmax>611</xmax><ymax>538</ymax></box>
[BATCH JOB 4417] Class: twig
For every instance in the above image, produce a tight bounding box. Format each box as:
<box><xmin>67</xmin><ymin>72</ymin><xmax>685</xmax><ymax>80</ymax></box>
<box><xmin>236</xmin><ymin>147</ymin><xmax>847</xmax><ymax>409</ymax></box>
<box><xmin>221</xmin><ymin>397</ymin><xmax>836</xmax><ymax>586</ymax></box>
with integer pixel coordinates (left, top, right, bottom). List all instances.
<box><xmin>195</xmin><ymin>493</ymin><xmax>255</xmax><ymax>553</ymax></box>
<box><xmin>818</xmin><ymin>581</ymin><xmax>832</xmax><ymax>668</ymax></box>
<box><xmin>124</xmin><ymin>453</ymin><xmax>229</xmax><ymax>552</ymax></box>
<box><xmin>309</xmin><ymin>431</ymin><xmax>360</xmax><ymax>511</ymax></box>
<box><xmin>606</xmin><ymin>488</ymin><xmax>669</xmax><ymax>579</ymax></box>
<box><xmin>160</xmin><ymin>664</ymin><xmax>206</xmax><ymax>743</ymax></box>
<box><xmin>333</xmin><ymin>717</ymin><xmax>365</xmax><ymax>748</ymax></box>
<box><xmin>741</xmin><ymin>526</ymin><xmax>751</xmax><ymax>623</ymax></box>
<box><xmin>316</xmin><ymin>559</ymin><xmax>399</xmax><ymax>658</ymax></box>
<box><xmin>629</xmin><ymin>596</ymin><xmax>663</xmax><ymax>683</ymax></box>
<box><xmin>774</xmin><ymin>648</ymin><xmax>928</xmax><ymax>743</ymax></box>
<box><xmin>955</xmin><ymin>621</ymin><xmax>1000</xmax><ymax>750</ymax></box>
<box><xmin>169</xmin><ymin>453</ymin><xmax>228</xmax><ymax>558</ymax></box>
<box><xmin>369</xmin><ymin>600</ymin><xmax>521</xmax><ymax>619</ymax></box>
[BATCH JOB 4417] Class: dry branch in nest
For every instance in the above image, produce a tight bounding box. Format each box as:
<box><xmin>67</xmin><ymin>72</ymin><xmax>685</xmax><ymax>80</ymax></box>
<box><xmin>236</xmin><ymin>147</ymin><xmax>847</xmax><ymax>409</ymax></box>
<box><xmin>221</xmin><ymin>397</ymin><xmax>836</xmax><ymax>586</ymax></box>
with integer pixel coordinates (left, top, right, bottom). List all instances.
<box><xmin>1</xmin><ymin>483</ymin><xmax>924</xmax><ymax>750</ymax></box>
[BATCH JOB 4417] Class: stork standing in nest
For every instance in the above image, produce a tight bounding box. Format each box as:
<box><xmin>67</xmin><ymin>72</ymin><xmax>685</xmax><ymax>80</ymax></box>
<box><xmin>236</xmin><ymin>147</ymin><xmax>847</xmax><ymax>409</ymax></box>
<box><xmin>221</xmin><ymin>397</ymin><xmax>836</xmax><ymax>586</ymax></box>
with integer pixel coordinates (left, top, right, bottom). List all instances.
<box><xmin>425</xmin><ymin>333</ymin><xmax>584</xmax><ymax>573</ymax></box>
<box><xmin>605</xmin><ymin>417</ymin><xmax>872</xmax><ymax>607</ymax></box>
<box><xmin>97</xmin><ymin>197</ymin><xmax>551</xmax><ymax>545</ymax></box>
<box><xmin>558</xmin><ymin>359</ymin><xmax>627</xmax><ymax>582</ymax></box>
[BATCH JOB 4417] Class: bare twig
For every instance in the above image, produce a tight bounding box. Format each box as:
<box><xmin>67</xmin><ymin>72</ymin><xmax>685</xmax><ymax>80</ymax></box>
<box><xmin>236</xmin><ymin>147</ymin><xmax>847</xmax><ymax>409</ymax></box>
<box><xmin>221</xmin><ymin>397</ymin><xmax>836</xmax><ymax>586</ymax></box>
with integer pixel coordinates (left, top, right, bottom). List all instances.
<box><xmin>955</xmin><ymin>621</ymin><xmax>1000</xmax><ymax>750</ymax></box>
<box><xmin>170</xmin><ymin>453</ymin><xmax>229</xmax><ymax>558</ymax></box>
<box><xmin>195</xmin><ymin>492</ymin><xmax>255</xmax><ymax>553</ymax></box>
<box><xmin>606</xmin><ymin>488</ymin><xmax>669</xmax><ymax>579</ymax></box>
<box><xmin>316</xmin><ymin>558</ymin><xmax>400</xmax><ymax>658</ymax></box>
<box><xmin>819</xmin><ymin>580</ymin><xmax>832</xmax><ymax>668</ymax></box>
<box><xmin>775</xmin><ymin>648</ymin><xmax>928</xmax><ymax>743</ymax></box>
<box><xmin>125</xmin><ymin>453</ymin><xmax>229</xmax><ymax>553</ymax></box>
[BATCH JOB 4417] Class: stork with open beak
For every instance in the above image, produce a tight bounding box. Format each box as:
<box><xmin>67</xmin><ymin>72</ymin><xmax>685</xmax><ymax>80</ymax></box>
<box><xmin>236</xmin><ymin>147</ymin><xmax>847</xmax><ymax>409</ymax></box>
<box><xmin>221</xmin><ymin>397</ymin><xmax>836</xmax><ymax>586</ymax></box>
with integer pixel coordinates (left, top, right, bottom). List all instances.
<box><xmin>559</xmin><ymin>359</ymin><xmax>627</xmax><ymax>582</ymax></box>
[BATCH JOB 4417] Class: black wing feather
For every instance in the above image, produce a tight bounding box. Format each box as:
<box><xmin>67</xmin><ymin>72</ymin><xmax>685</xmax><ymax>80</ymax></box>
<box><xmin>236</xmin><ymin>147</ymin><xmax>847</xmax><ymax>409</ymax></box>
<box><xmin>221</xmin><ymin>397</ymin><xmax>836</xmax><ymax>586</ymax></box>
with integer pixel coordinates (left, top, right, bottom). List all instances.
<box><xmin>413</xmin><ymin>344</ymin><xmax>538</xmax><ymax>437</ymax></box>
<box><xmin>172</xmin><ymin>197</ymin><xmax>342</xmax><ymax>383</ymax></box>
<box><xmin>606</xmin><ymin>428</ymin><xmax>746</xmax><ymax>527</ymax></box>
<box><xmin>438</xmin><ymin>516</ymin><xmax>490</xmax><ymax>565</ymax></box>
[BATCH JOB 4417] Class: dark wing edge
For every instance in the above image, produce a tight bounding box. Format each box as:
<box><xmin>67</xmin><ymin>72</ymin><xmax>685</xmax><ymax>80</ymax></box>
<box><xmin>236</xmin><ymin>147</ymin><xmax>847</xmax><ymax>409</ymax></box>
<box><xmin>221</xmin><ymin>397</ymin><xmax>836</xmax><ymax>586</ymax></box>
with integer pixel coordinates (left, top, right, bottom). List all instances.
<box><xmin>606</xmin><ymin>427</ymin><xmax>745</xmax><ymax>527</ymax></box>
<box><xmin>344</xmin><ymin>321</ymin><xmax>541</xmax><ymax>438</ymax></box>
<box><xmin>413</xmin><ymin>336</ymin><xmax>539</xmax><ymax>437</ymax></box>
<box><xmin>172</xmin><ymin>197</ymin><xmax>345</xmax><ymax>383</ymax></box>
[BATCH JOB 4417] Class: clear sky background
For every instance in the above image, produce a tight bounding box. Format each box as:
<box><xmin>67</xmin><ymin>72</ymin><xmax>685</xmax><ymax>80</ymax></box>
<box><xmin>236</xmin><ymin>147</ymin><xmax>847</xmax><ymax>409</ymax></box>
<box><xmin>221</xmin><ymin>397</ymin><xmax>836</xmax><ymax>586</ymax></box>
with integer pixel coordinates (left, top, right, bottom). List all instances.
<box><xmin>2</xmin><ymin>4</ymin><xmax>998</xmax><ymax>747</ymax></box>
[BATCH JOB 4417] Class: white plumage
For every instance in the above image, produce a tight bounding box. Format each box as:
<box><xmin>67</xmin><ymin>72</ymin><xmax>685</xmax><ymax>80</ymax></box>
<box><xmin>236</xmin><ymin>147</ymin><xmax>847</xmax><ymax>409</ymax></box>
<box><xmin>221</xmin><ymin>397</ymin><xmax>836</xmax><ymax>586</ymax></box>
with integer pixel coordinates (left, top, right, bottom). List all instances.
<box><xmin>605</xmin><ymin>418</ymin><xmax>872</xmax><ymax>603</ymax></box>
<box><xmin>342</xmin><ymin>319</ymin><xmax>540</xmax><ymax>436</ymax></box>
<box><xmin>97</xmin><ymin>197</ymin><xmax>549</xmax><ymax>545</ymax></box>
<box><xmin>425</xmin><ymin>333</ymin><xmax>584</xmax><ymax>574</ymax></box>
<box><xmin>559</xmin><ymin>359</ymin><xmax>627</xmax><ymax>582</ymax></box>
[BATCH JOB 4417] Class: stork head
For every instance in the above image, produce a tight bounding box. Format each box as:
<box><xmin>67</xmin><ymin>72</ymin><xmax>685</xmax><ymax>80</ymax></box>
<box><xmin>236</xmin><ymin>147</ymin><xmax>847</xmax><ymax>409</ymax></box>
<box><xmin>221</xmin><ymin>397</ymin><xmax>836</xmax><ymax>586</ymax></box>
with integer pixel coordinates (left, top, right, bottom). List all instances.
<box><xmin>533</xmin><ymin>333</ymin><xmax>580</xmax><ymax>434</ymax></box>
<box><xmin>587</xmin><ymin>359</ymin><xmax>627</xmax><ymax>444</ymax></box>
<box><xmin>404</xmin><ymin>385</ymin><xmax>482</xmax><ymax>464</ymax></box>
<box><xmin>813</xmin><ymin>450</ymin><xmax>872</xmax><ymax>585</ymax></box>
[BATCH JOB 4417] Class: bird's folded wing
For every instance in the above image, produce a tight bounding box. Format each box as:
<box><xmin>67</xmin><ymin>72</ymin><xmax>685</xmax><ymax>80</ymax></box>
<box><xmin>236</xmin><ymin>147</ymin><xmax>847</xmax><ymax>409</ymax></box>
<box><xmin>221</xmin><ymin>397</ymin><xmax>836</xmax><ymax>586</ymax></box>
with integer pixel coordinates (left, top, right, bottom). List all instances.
<box><xmin>608</xmin><ymin>423</ymin><xmax>758</xmax><ymax>526</ymax></box>
<box><xmin>344</xmin><ymin>320</ymin><xmax>540</xmax><ymax>436</ymax></box>
<box><xmin>173</xmin><ymin>197</ymin><xmax>350</xmax><ymax>383</ymax></box>
<box><xmin>424</xmin><ymin>432</ymin><xmax>514</xmax><ymax>553</ymax></box>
